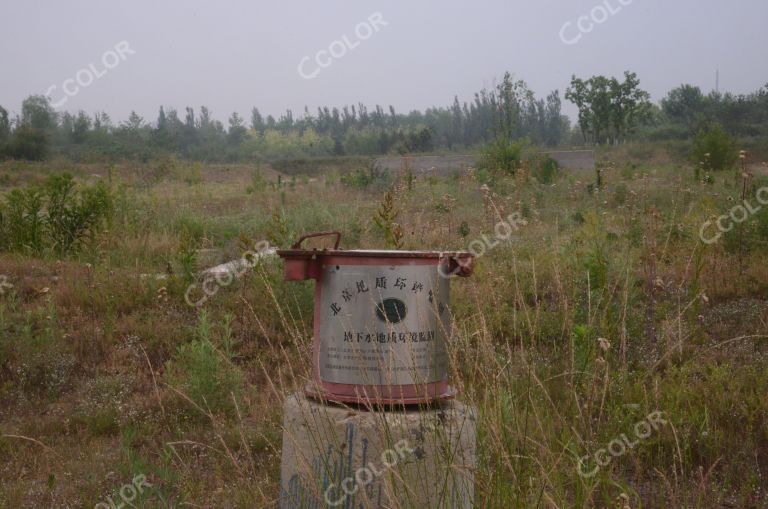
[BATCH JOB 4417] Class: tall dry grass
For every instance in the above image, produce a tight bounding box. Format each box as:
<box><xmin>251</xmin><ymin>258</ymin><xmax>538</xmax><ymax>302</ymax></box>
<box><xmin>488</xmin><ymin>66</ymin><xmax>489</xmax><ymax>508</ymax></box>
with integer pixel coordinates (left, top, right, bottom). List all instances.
<box><xmin>0</xmin><ymin>156</ymin><xmax>767</xmax><ymax>507</ymax></box>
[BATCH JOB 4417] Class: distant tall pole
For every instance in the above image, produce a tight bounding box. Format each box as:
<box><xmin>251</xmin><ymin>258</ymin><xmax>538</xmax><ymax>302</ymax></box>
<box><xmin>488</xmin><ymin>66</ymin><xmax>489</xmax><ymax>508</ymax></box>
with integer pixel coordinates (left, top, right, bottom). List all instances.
<box><xmin>716</xmin><ymin>67</ymin><xmax>720</xmax><ymax>94</ymax></box>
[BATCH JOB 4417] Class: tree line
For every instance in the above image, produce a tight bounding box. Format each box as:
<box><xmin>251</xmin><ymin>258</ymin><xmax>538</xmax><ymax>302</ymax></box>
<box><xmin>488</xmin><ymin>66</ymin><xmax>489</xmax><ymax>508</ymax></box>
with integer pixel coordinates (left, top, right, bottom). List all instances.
<box><xmin>0</xmin><ymin>72</ymin><xmax>569</xmax><ymax>162</ymax></box>
<box><xmin>1</xmin><ymin>71</ymin><xmax>766</xmax><ymax>162</ymax></box>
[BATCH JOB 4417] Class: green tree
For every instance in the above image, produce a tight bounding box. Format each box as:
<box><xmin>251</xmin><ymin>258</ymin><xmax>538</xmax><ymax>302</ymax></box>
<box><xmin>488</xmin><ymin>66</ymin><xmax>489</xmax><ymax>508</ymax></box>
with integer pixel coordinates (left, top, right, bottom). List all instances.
<box><xmin>543</xmin><ymin>90</ymin><xmax>568</xmax><ymax>147</ymax></box>
<box><xmin>448</xmin><ymin>96</ymin><xmax>463</xmax><ymax>149</ymax></box>
<box><xmin>250</xmin><ymin>107</ymin><xmax>265</xmax><ymax>134</ymax></box>
<box><xmin>565</xmin><ymin>77</ymin><xmax>593</xmax><ymax>143</ymax></box>
<box><xmin>0</xmin><ymin>105</ymin><xmax>10</xmax><ymax>150</ymax></box>
<box><xmin>609</xmin><ymin>71</ymin><xmax>652</xmax><ymax>140</ymax></box>
<box><xmin>21</xmin><ymin>95</ymin><xmax>56</xmax><ymax>130</ymax></box>
<box><xmin>493</xmin><ymin>72</ymin><xmax>533</xmax><ymax>141</ymax></box>
<box><xmin>7</xmin><ymin>127</ymin><xmax>49</xmax><ymax>160</ymax></box>
<box><xmin>566</xmin><ymin>72</ymin><xmax>650</xmax><ymax>144</ymax></box>
<box><xmin>227</xmin><ymin>112</ymin><xmax>247</xmax><ymax>145</ymax></box>
<box><xmin>662</xmin><ymin>84</ymin><xmax>705</xmax><ymax>135</ymax></box>
<box><xmin>7</xmin><ymin>95</ymin><xmax>57</xmax><ymax>160</ymax></box>
<box><xmin>72</xmin><ymin>111</ymin><xmax>92</xmax><ymax>144</ymax></box>
<box><xmin>123</xmin><ymin>111</ymin><xmax>144</xmax><ymax>131</ymax></box>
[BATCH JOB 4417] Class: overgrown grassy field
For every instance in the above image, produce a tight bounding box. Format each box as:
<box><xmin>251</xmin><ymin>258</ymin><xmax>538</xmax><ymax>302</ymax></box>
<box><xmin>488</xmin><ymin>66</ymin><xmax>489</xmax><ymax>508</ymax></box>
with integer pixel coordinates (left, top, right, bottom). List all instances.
<box><xmin>1</xmin><ymin>149</ymin><xmax>767</xmax><ymax>508</ymax></box>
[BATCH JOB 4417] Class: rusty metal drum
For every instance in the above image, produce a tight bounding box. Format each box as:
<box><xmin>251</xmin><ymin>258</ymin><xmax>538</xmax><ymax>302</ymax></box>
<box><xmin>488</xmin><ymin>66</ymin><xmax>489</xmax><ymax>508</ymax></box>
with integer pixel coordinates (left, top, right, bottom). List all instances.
<box><xmin>278</xmin><ymin>232</ymin><xmax>473</xmax><ymax>405</ymax></box>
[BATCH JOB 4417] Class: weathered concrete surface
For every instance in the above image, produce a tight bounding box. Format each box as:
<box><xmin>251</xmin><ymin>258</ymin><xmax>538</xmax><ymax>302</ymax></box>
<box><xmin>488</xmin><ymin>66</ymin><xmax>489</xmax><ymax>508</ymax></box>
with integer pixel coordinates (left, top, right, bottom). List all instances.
<box><xmin>544</xmin><ymin>149</ymin><xmax>596</xmax><ymax>170</ymax></box>
<box><xmin>279</xmin><ymin>392</ymin><xmax>476</xmax><ymax>509</ymax></box>
<box><xmin>374</xmin><ymin>150</ymin><xmax>595</xmax><ymax>175</ymax></box>
<box><xmin>374</xmin><ymin>155</ymin><xmax>476</xmax><ymax>175</ymax></box>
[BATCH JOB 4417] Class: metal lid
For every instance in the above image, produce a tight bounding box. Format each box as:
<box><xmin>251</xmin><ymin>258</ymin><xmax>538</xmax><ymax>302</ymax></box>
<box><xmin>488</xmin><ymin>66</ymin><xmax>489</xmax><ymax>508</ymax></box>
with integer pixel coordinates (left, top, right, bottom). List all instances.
<box><xmin>277</xmin><ymin>231</ymin><xmax>474</xmax><ymax>278</ymax></box>
<box><xmin>276</xmin><ymin>232</ymin><xmax>471</xmax><ymax>259</ymax></box>
<box><xmin>276</xmin><ymin>248</ymin><xmax>472</xmax><ymax>259</ymax></box>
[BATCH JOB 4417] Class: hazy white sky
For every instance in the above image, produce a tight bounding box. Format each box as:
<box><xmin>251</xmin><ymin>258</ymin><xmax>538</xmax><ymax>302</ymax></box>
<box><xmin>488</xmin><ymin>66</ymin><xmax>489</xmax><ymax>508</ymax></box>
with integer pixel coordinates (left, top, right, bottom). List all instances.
<box><xmin>1</xmin><ymin>0</ymin><xmax>766</xmax><ymax>124</ymax></box>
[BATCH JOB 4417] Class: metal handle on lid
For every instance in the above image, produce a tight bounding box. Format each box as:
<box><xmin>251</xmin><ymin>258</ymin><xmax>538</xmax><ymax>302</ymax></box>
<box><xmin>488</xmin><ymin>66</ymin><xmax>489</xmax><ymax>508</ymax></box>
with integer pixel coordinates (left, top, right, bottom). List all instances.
<box><xmin>439</xmin><ymin>253</ymin><xmax>474</xmax><ymax>277</ymax></box>
<box><xmin>291</xmin><ymin>231</ymin><xmax>342</xmax><ymax>250</ymax></box>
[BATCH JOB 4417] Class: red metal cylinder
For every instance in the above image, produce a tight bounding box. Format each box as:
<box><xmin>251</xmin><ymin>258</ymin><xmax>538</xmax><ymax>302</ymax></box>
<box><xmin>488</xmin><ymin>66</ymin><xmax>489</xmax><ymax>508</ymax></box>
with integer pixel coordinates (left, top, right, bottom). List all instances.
<box><xmin>278</xmin><ymin>232</ymin><xmax>473</xmax><ymax>405</ymax></box>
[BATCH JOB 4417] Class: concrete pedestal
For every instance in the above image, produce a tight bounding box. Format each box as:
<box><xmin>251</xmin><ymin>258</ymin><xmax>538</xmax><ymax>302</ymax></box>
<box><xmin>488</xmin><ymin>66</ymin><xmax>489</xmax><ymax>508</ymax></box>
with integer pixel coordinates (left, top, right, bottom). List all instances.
<box><xmin>279</xmin><ymin>392</ymin><xmax>476</xmax><ymax>509</ymax></box>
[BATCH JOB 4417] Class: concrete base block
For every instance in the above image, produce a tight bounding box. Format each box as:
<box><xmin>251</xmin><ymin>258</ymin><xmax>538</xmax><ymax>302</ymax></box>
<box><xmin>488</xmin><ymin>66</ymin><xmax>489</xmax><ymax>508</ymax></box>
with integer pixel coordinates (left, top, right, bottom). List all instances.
<box><xmin>279</xmin><ymin>392</ymin><xmax>476</xmax><ymax>509</ymax></box>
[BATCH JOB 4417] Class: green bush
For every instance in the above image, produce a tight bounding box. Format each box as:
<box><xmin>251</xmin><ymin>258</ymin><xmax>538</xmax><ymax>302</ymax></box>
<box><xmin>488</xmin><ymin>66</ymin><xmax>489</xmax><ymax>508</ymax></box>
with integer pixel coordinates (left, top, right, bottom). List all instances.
<box><xmin>477</xmin><ymin>138</ymin><xmax>526</xmax><ymax>175</ymax></box>
<box><xmin>0</xmin><ymin>173</ymin><xmax>113</xmax><ymax>254</ymax></box>
<box><xmin>246</xmin><ymin>166</ymin><xmax>268</xmax><ymax>194</ymax></box>
<box><xmin>530</xmin><ymin>155</ymin><xmax>559</xmax><ymax>184</ymax></box>
<box><xmin>691</xmin><ymin>123</ymin><xmax>738</xmax><ymax>171</ymax></box>
<box><xmin>340</xmin><ymin>161</ymin><xmax>390</xmax><ymax>189</ymax></box>
<box><xmin>44</xmin><ymin>174</ymin><xmax>113</xmax><ymax>253</ymax></box>
<box><xmin>721</xmin><ymin>177</ymin><xmax>768</xmax><ymax>253</ymax></box>
<box><xmin>5</xmin><ymin>126</ymin><xmax>49</xmax><ymax>161</ymax></box>
<box><xmin>165</xmin><ymin>312</ymin><xmax>244</xmax><ymax>416</ymax></box>
<box><xmin>1</xmin><ymin>188</ymin><xmax>45</xmax><ymax>252</ymax></box>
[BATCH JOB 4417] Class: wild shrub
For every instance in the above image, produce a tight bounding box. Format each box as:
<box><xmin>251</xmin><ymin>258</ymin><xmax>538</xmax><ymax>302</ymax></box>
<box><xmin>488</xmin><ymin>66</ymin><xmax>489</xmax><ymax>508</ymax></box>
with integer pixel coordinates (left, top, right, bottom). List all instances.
<box><xmin>691</xmin><ymin>123</ymin><xmax>738</xmax><ymax>171</ymax></box>
<box><xmin>529</xmin><ymin>154</ymin><xmax>559</xmax><ymax>184</ymax></box>
<box><xmin>0</xmin><ymin>173</ymin><xmax>113</xmax><ymax>254</ymax></box>
<box><xmin>246</xmin><ymin>166</ymin><xmax>268</xmax><ymax>194</ymax></box>
<box><xmin>183</xmin><ymin>161</ymin><xmax>204</xmax><ymax>185</ymax></box>
<box><xmin>340</xmin><ymin>160</ymin><xmax>390</xmax><ymax>189</ymax></box>
<box><xmin>176</xmin><ymin>235</ymin><xmax>198</xmax><ymax>284</ymax></box>
<box><xmin>372</xmin><ymin>189</ymin><xmax>404</xmax><ymax>248</ymax></box>
<box><xmin>477</xmin><ymin>137</ymin><xmax>526</xmax><ymax>175</ymax></box>
<box><xmin>173</xmin><ymin>214</ymin><xmax>206</xmax><ymax>244</ymax></box>
<box><xmin>145</xmin><ymin>155</ymin><xmax>176</xmax><ymax>185</ymax></box>
<box><xmin>0</xmin><ymin>188</ymin><xmax>45</xmax><ymax>252</ymax></box>
<box><xmin>265</xmin><ymin>207</ymin><xmax>293</xmax><ymax>248</ymax></box>
<box><xmin>164</xmin><ymin>311</ymin><xmax>245</xmax><ymax>416</ymax></box>
<box><xmin>5</xmin><ymin>126</ymin><xmax>49</xmax><ymax>161</ymax></box>
<box><xmin>721</xmin><ymin>176</ymin><xmax>768</xmax><ymax>253</ymax></box>
<box><xmin>44</xmin><ymin>173</ymin><xmax>113</xmax><ymax>254</ymax></box>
